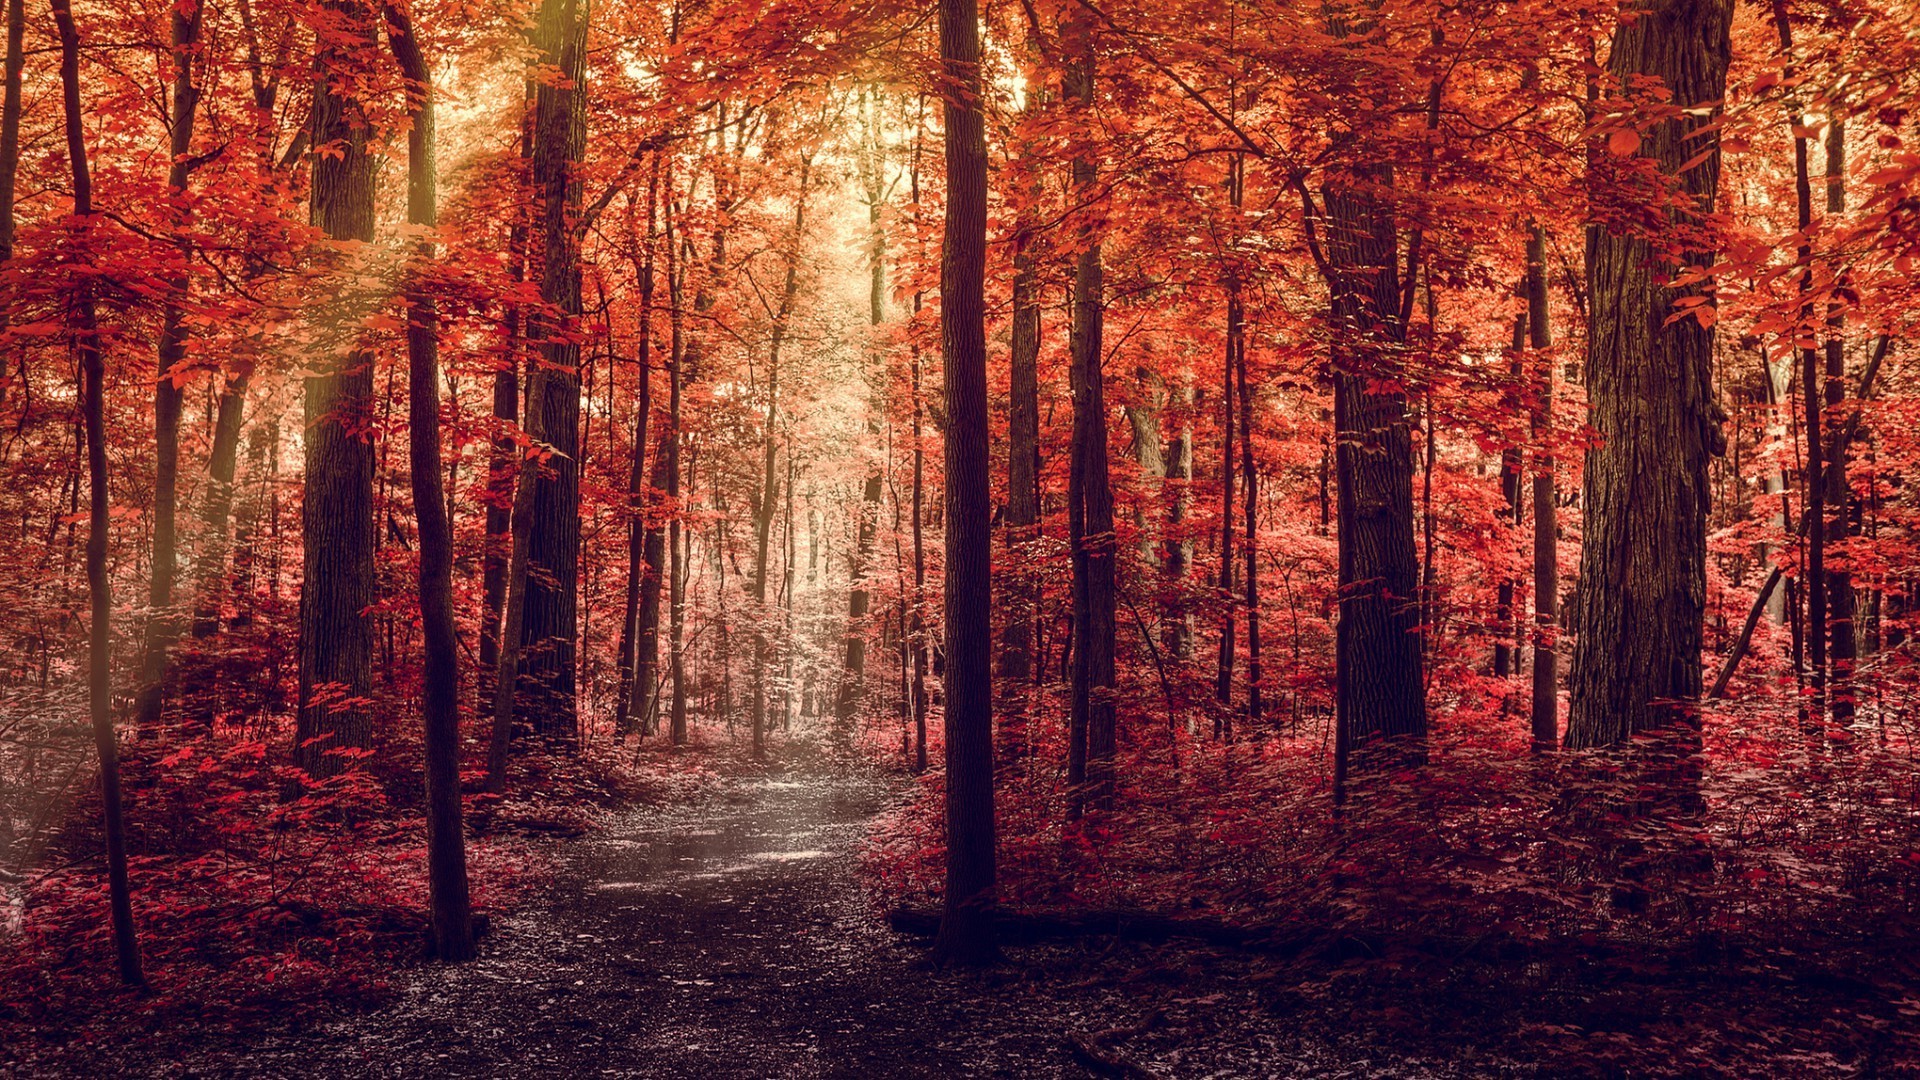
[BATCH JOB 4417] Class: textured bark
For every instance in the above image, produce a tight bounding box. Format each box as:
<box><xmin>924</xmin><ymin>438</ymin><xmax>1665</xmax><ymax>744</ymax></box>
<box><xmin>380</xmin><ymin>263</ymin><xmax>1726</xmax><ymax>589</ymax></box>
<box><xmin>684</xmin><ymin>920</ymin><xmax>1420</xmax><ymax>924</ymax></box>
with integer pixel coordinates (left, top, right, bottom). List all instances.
<box><xmin>1065</xmin><ymin>22</ymin><xmax>1115</xmax><ymax>817</ymax></box>
<box><xmin>132</xmin><ymin>0</ymin><xmax>204</xmax><ymax>736</ymax></box>
<box><xmin>932</xmin><ymin>0</ymin><xmax>997</xmax><ymax>967</ymax></box>
<box><xmin>297</xmin><ymin>0</ymin><xmax>378</xmax><ymax>778</ymax></box>
<box><xmin>1325</xmin><ymin>168</ymin><xmax>1427</xmax><ymax>759</ymax></box>
<box><xmin>1565</xmin><ymin>0</ymin><xmax>1731</xmax><ymax>748</ymax></box>
<box><xmin>517</xmin><ymin>0</ymin><xmax>588</xmax><ymax>745</ymax></box>
<box><xmin>54</xmin><ymin>0</ymin><xmax>143</xmax><ymax>985</ymax></box>
<box><xmin>1236</xmin><ymin>309</ymin><xmax>1262</xmax><ymax>726</ymax></box>
<box><xmin>387</xmin><ymin>0</ymin><xmax>474</xmax><ymax>961</ymax></box>
<box><xmin>1527</xmin><ymin>226</ymin><xmax>1558</xmax><ymax>748</ymax></box>
<box><xmin>1823</xmin><ymin>117</ymin><xmax>1855</xmax><ymax>723</ymax></box>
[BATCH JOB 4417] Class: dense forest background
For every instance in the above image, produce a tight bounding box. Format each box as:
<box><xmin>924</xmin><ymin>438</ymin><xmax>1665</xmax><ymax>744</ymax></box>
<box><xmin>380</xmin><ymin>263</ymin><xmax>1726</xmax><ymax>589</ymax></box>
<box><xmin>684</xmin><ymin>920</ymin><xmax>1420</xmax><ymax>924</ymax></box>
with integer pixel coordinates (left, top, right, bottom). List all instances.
<box><xmin>2</xmin><ymin>0</ymin><xmax>1920</xmax><ymax>1072</ymax></box>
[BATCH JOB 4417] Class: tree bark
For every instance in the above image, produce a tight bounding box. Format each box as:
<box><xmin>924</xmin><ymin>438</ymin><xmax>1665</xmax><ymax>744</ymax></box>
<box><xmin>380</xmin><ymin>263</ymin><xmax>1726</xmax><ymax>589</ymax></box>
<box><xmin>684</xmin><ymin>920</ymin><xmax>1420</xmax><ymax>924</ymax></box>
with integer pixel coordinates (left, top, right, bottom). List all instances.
<box><xmin>932</xmin><ymin>0</ymin><xmax>996</xmax><ymax>967</ymax></box>
<box><xmin>1527</xmin><ymin>225</ymin><xmax>1558</xmax><ymax>748</ymax></box>
<box><xmin>1236</xmin><ymin>301</ymin><xmax>1262</xmax><ymax>726</ymax></box>
<box><xmin>386</xmin><ymin>0</ymin><xmax>474</xmax><ymax>962</ymax></box>
<box><xmin>297</xmin><ymin>0</ymin><xmax>379</xmax><ymax>778</ymax></box>
<box><xmin>1823</xmin><ymin>116</ymin><xmax>1854</xmax><ymax>723</ymax></box>
<box><xmin>517</xmin><ymin>0</ymin><xmax>588</xmax><ymax>746</ymax></box>
<box><xmin>1065</xmin><ymin>19</ymin><xmax>1115</xmax><ymax>817</ymax></box>
<box><xmin>1565</xmin><ymin>0</ymin><xmax>1731</xmax><ymax>748</ymax></box>
<box><xmin>131</xmin><ymin>0</ymin><xmax>204</xmax><ymax>738</ymax></box>
<box><xmin>1324</xmin><ymin>166</ymin><xmax>1427</xmax><ymax>769</ymax></box>
<box><xmin>54</xmin><ymin>0</ymin><xmax>144</xmax><ymax>986</ymax></box>
<box><xmin>615</xmin><ymin>170</ymin><xmax>657</xmax><ymax>738</ymax></box>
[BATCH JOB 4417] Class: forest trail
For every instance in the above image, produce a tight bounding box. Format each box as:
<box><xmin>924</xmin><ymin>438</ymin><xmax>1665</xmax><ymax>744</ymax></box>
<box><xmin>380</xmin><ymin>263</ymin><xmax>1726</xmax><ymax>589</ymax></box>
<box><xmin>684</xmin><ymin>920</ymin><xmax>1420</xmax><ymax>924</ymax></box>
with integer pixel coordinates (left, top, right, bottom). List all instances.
<box><xmin>157</xmin><ymin>767</ymin><xmax>1383</xmax><ymax>1079</ymax></box>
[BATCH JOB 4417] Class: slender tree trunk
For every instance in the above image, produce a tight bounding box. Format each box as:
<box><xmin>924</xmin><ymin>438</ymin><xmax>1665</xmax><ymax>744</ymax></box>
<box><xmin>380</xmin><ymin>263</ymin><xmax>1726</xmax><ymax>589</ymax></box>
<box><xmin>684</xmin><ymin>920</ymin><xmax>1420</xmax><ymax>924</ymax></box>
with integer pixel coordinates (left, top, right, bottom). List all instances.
<box><xmin>54</xmin><ymin>0</ymin><xmax>143</xmax><ymax>986</ymax></box>
<box><xmin>131</xmin><ymin>0</ymin><xmax>204</xmax><ymax>738</ymax></box>
<box><xmin>932</xmin><ymin>0</ymin><xmax>996</xmax><ymax>967</ymax></box>
<box><xmin>1162</xmin><ymin>380</ymin><xmax>1193</xmax><ymax>660</ymax></box>
<box><xmin>667</xmin><ymin>241</ymin><xmax>688</xmax><ymax>748</ymax></box>
<box><xmin>1527</xmin><ymin>225</ymin><xmax>1558</xmax><ymax>748</ymax></box>
<box><xmin>518</xmin><ymin>0</ymin><xmax>588</xmax><ymax>745</ymax></box>
<box><xmin>1216</xmin><ymin>271</ymin><xmax>1239</xmax><ymax>725</ymax></box>
<box><xmin>386</xmin><ymin>0</ymin><xmax>474</xmax><ymax>961</ymax></box>
<box><xmin>1566</xmin><ymin>0</ymin><xmax>1731</xmax><ymax>747</ymax></box>
<box><xmin>751</xmin><ymin>161</ymin><xmax>808</xmax><ymax>760</ymax></box>
<box><xmin>911</xmin><ymin>316</ymin><xmax>929</xmax><ymax>775</ymax></box>
<box><xmin>1494</xmin><ymin>315</ymin><xmax>1522</xmax><ymax>680</ymax></box>
<box><xmin>615</xmin><ymin>171</ymin><xmax>657</xmax><ymax>738</ymax></box>
<box><xmin>1065</xmin><ymin>19</ymin><xmax>1115</xmax><ymax>817</ymax></box>
<box><xmin>297</xmin><ymin>0</ymin><xmax>379</xmax><ymax>779</ymax></box>
<box><xmin>1236</xmin><ymin>303</ymin><xmax>1262</xmax><ymax>726</ymax></box>
<box><xmin>1823</xmin><ymin>116</ymin><xmax>1854</xmax><ymax>724</ymax></box>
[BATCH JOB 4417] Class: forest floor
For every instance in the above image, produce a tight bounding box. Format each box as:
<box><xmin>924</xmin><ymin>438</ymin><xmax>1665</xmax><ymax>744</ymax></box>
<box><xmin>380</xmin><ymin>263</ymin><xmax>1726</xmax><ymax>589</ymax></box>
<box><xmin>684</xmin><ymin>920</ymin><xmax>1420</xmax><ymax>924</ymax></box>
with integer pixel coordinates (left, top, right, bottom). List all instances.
<box><xmin>102</xmin><ymin>764</ymin><xmax>1467</xmax><ymax>1079</ymax></box>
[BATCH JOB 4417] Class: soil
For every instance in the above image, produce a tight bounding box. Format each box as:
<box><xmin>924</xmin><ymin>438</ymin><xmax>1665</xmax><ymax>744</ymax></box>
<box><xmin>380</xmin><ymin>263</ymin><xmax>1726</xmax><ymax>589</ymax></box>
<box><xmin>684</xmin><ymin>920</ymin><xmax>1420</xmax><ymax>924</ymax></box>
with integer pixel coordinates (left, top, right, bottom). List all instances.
<box><xmin>130</xmin><ymin>768</ymin><xmax>1448</xmax><ymax>1079</ymax></box>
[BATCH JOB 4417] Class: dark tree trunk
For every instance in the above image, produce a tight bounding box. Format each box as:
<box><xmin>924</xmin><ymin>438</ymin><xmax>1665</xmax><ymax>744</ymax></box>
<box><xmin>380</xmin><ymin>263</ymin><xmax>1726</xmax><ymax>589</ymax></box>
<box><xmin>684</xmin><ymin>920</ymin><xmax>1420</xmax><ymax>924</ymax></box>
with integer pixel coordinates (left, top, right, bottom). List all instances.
<box><xmin>1566</xmin><ymin>0</ymin><xmax>1731</xmax><ymax>748</ymax></box>
<box><xmin>1236</xmin><ymin>302</ymin><xmax>1262</xmax><ymax>726</ymax></box>
<box><xmin>1823</xmin><ymin>117</ymin><xmax>1855</xmax><ymax>724</ymax></box>
<box><xmin>1162</xmin><ymin>381</ymin><xmax>1193</xmax><ymax>660</ymax></box>
<box><xmin>1325</xmin><ymin>164</ymin><xmax>1427</xmax><ymax>782</ymax></box>
<box><xmin>1215</xmin><ymin>276</ymin><xmax>1238</xmax><ymax>725</ymax></box>
<box><xmin>518</xmin><ymin>0</ymin><xmax>588</xmax><ymax>746</ymax></box>
<box><xmin>386</xmin><ymin>0</ymin><xmax>474</xmax><ymax>962</ymax></box>
<box><xmin>1065</xmin><ymin>21</ymin><xmax>1114</xmax><ymax>817</ymax></box>
<box><xmin>54</xmin><ymin>0</ymin><xmax>143</xmax><ymax>986</ymax></box>
<box><xmin>615</xmin><ymin>170</ymin><xmax>657</xmax><ymax>738</ymax></box>
<box><xmin>932</xmin><ymin>0</ymin><xmax>996</xmax><ymax>967</ymax></box>
<box><xmin>131</xmin><ymin>0</ymin><xmax>202</xmax><ymax>737</ymax></box>
<box><xmin>297</xmin><ymin>0</ymin><xmax>379</xmax><ymax>779</ymax></box>
<box><xmin>1527</xmin><ymin>225</ymin><xmax>1558</xmax><ymax>748</ymax></box>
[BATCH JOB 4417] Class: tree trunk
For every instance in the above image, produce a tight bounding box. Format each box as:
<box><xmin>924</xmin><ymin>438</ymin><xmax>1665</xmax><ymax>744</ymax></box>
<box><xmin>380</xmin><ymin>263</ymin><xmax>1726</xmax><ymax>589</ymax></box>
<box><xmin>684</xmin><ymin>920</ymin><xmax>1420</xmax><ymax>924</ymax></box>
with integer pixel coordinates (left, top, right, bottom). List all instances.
<box><xmin>1216</xmin><ymin>272</ymin><xmax>1239</xmax><ymax>726</ymax></box>
<box><xmin>1236</xmin><ymin>304</ymin><xmax>1262</xmax><ymax>726</ymax></box>
<box><xmin>1527</xmin><ymin>225</ymin><xmax>1558</xmax><ymax>748</ymax></box>
<box><xmin>615</xmin><ymin>170</ymin><xmax>657</xmax><ymax>738</ymax></box>
<box><xmin>932</xmin><ymin>0</ymin><xmax>996</xmax><ymax>967</ymax></box>
<box><xmin>518</xmin><ymin>0</ymin><xmax>588</xmax><ymax>746</ymax></box>
<box><xmin>297</xmin><ymin>0</ymin><xmax>379</xmax><ymax>779</ymax></box>
<box><xmin>1065</xmin><ymin>21</ymin><xmax>1115</xmax><ymax>817</ymax></box>
<box><xmin>751</xmin><ymin>160</ymin><xmax>808</xmax><ymax>760</ymax></box>
<box><xmin>131</xmin><ymin>0</ymin><xmax>204</xmax><ymax>738</ymax></box>
<box><xmin>1823</xmin><ymin>116</ymin><xmax>1854</xmax><ymax>724</ymax></box>
<box><xmin>54</xmin><ymin>0</ymin><xmax>143</xmax><ymax>986</ymax></box>
<box><xmin>386</xmin><ymin>0</ymin><xmax>474</xmax><ymax>962</ymax></box>
<box><xmin>1565</xmin><ymin>0</ymin><xmax>1731</xmax><ymax>748</ymax></box>
<box><xmin>1162</xmin><ymin>379</ymin><xmax>1193</xmax><ymax>660</ymax></box>
<box><xmin>1325</xmin><ymin>164</ymin><xmax>1427</xmax><ymax>776</ymax></box>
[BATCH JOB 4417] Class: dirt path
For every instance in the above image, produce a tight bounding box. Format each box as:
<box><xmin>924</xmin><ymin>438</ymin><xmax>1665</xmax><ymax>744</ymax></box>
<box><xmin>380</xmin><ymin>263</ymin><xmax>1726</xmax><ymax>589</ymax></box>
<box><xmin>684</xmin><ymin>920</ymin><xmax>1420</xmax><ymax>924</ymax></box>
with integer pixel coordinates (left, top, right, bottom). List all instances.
<box><xmin>159</xmin><ymin>769</ymin><xmax>1410</xmax><ymax>1078</ymax></box>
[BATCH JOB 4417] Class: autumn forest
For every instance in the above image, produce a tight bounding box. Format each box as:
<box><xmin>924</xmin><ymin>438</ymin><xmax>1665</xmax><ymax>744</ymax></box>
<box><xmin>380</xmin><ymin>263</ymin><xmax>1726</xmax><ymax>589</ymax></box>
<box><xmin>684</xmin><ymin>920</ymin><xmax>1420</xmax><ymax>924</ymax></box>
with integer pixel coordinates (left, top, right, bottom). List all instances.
<box><xmin>2</xmin><ymin>0</ymin><xmax>1919</xmax><ymax>1073</ymax></box>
